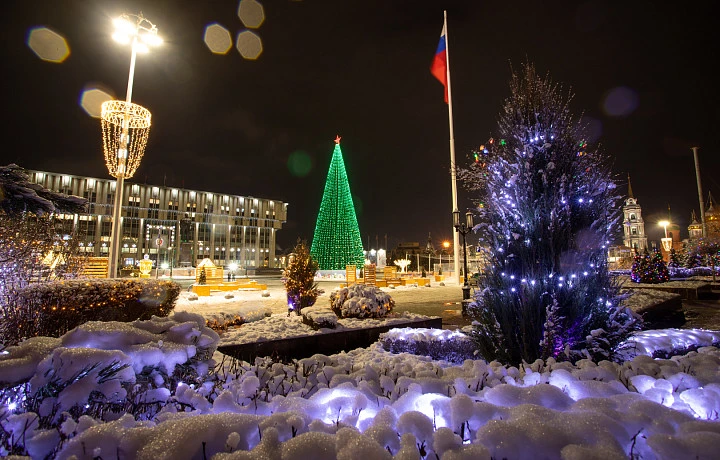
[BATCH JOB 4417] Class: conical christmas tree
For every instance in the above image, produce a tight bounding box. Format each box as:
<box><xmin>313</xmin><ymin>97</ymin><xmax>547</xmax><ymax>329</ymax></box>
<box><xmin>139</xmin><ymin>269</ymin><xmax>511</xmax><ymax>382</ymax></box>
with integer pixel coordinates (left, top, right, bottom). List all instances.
<box><xmin>310</xmin><ymin>136</ymin><xmax>365</xmax><ymax>270</ymax></box>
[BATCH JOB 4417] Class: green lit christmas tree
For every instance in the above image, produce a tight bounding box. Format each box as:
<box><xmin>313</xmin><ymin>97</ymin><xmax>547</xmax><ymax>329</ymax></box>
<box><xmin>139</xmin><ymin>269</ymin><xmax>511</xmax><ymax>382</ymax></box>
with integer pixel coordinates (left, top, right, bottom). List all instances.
<box><xmin>310</xmin><ymin>136</ymin><xmax>365</xmax><ymax>270</ymax></box>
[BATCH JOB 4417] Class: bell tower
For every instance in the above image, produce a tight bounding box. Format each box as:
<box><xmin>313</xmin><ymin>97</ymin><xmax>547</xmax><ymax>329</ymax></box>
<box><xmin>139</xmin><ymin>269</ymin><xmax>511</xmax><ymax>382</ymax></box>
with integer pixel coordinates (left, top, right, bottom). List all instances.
<box><xmin>622</xmin><ymin>175</ymin><xmax>648</xmax><ymax>251</ymax></box>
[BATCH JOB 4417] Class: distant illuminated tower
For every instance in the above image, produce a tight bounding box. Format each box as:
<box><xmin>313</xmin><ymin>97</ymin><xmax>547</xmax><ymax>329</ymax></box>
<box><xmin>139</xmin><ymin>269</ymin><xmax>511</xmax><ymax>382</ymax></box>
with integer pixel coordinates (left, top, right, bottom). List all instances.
<box><xmin>310</xmin><ymin>136</ymin><xmax>365</xmax><ymax>270</ymax></box>
<box><xmin>622</xmin><ymin>175</ymin><xmax>648</xmax><ymax>251</ymax></box>
<box><xmin>688</xmin><ymin>210</ymin><xmax>702</xmax><ymax>240</ymax></box>
<box><xmin>705</xmin><ymin>192</ymin><xmax>720</xmax><ymax>238</ymax></box>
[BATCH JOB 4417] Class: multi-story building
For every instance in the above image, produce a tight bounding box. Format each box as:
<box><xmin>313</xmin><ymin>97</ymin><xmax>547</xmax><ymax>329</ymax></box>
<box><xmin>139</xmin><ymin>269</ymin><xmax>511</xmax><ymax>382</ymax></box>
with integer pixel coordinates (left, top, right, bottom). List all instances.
<box><xmin>27</xmin><ymin>169</ymin><xmax>288</xmax><ymax>271</ymax></box>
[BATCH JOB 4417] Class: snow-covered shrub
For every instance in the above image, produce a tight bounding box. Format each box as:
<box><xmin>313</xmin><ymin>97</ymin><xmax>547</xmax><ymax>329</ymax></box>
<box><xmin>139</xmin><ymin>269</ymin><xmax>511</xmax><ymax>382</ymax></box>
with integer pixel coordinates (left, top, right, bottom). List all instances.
<box><xmin>301</xmin><ymin>306</ymin><xmax>338</xmax><ymax>329</ymax></box>
<box><xmin>0</xmin><ymin>312</ymin><xmax>219</xmax><ymax>457</ymax></box>
<box><xmin>380</xmin><ymin>328</ymin><xmax>476</xmax><ymax>364</ymax></box>
<box><xmin>1</xmin><ymin>279</ymin><xmax>181</xmax><ymax>346</ymax></box>
<box><xmin>206</xmin><ymin>314</ymin><xmax>244</xmax><ymax>333</ymax></box>
<box><xmin>329</xmin><ymin>285</ymin><xmax>394</xmax><ymax>319</ymax></box>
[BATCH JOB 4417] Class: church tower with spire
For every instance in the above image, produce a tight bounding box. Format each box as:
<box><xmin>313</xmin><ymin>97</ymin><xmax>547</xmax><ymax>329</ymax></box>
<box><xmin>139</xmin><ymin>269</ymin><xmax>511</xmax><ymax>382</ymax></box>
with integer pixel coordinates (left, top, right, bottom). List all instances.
<box><xmin>622</xmin><ymin>175</ymin><xmax>648</xmax><ymax>251</ymax></box>
<box><xmin>688</xmin><ymin>210</ymin><xmax>703</xmax><ymax>240</ymax></box>
<box><xmin>705</xmin><ymin>192</ymin><xmax>720</xmax><ymax>238</ymax></box>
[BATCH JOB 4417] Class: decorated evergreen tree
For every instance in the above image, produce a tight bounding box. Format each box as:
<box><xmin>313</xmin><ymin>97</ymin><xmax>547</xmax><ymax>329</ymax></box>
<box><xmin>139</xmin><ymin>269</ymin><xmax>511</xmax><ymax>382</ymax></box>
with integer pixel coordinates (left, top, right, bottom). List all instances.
<box><xmin>284</xmin><ymin>239</ymin><xmax>324</xmax><ymax>315</ymax></box>
<box><xmin>310</xmin><ymin>136</ymin><xmax>365</xmax><ymax>270</ymax></box>
<box><xmin>650</xmin><ymin>249</ymin><xmax>670</xmax><ymax>283</ymax></box>
<box><xmin>667</xmin><ymin>248</ymin><xmax>682</xmax><ymax>269</ymax></box>
<box><xmin>459</xmin><ymin>63</ymin><xmax>640</xmax><ymax>364</ymax></box>
<box><xmin>630</xmin><ymin>249</ymin><xmax>649</xmax><ymax>283</ymax></box>
<box><xmin>632</xmin><ymin>248</ymin><xmax>669</xmax><ymax>283</ymax></box>
<box><xmin>198</xmin><ymin>268</ymin><xmax>207</xmax><ymax>285</ymax></box>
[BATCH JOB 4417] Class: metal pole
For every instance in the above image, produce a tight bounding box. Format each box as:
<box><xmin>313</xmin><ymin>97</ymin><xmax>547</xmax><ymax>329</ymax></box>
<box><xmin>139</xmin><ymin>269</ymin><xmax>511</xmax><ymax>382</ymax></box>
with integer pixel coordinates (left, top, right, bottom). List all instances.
<box><xmin>107</xmin><ymin>32</ymin><xmax>139</xmax><ymax>278</ymax></box>
<box><xmin>442</xmin><ymin>11</ymin><xmax>461</xmax><ymax>284</ymax></box>
<box><xmin>692</xmin><ymin>146</ymin><xmax>707</xmax><ymax>238</ymax></box>
<box><xmin>461</xmin><ymin>230</ymin><xmax>470</xmax><ymax>300</ymax></box>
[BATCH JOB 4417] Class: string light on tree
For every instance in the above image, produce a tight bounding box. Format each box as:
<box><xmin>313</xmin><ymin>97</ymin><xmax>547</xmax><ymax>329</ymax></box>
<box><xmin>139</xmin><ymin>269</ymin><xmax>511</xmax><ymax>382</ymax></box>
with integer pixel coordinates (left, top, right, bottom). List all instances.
<box><xmin>310</xmin><ymin>136</ymin><xmax>365</xmax><ymax>270</ymax></box>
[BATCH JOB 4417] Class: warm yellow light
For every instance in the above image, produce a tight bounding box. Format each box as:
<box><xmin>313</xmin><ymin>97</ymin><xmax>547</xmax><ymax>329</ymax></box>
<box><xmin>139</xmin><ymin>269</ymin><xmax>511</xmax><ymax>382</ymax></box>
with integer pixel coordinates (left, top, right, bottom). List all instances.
<box><xmin>112</xmin><ymin>32</ymin><xmax>130</xmax><ymax>44</ymax></box>
<box><xmin>658</xmin><ymin>220</ymin><xmax>669</xmax><ymax>228</ymax></box>
<box><xmin>442</xmin><ymin>241</ymin><xmax>450</xmax><ymax>249</ymax></box>
<box><xmin>113</xmin><ymin>17</ymin><xmax>135</xmax><ymax>35</ymax></box>
<box><xmin>141</xmin><ymin>33</ymin><xmax>162</xmax><ymax>46</ymax></box>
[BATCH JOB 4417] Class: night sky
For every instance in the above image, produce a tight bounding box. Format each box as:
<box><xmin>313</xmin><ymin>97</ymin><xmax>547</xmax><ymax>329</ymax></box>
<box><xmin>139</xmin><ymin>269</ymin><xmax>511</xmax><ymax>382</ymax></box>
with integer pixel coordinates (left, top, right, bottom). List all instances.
<box><xmin>1</xmin><ymin>0</ymin><xmax>718</xmax><ymax>251</ymax></box>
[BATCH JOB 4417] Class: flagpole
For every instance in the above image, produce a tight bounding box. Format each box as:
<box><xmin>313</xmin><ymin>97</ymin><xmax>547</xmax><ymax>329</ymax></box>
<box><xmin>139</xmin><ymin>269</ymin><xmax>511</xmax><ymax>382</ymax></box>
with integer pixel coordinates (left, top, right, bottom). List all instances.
<box><xmin>443</xmin><ymin>10</ymin><xmax>461</xmax><ymax>284</ymax></box>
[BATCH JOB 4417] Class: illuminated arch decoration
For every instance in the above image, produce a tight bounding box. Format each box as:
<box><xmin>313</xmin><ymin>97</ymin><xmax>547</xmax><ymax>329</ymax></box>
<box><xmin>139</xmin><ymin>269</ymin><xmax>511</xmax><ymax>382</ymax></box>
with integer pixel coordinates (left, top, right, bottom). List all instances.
<box><xmin>310</xmin><ymin>136</ymin><xmax>365</xmax><ymax>270</ymax></box>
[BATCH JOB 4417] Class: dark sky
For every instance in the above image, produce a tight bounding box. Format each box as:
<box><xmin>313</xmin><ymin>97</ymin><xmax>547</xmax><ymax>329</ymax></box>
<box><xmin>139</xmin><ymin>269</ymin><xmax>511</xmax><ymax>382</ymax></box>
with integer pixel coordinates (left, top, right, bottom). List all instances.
<box><xmin>1</xmin><ymin>0</ymin><xmax>718</xmax><ymax>251</ymax></box>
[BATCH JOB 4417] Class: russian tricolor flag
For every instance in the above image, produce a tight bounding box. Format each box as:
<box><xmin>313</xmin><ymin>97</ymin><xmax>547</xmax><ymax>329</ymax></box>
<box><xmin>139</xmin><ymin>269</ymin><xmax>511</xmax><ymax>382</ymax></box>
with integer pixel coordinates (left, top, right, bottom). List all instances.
<box><xmin>430</xmin><ymin>23</ymin><xmax>448</xmax><ymax>103</ymax></box>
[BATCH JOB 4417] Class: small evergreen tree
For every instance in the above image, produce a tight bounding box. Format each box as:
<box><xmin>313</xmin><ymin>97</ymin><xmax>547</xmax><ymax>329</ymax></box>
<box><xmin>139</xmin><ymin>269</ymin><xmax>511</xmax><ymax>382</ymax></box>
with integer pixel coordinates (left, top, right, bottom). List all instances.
<box><xmin>198</xmin><ymin>268</ymin><xmax>207</xmax><ymax>285</ymax></box>
<box><xmin>458</xmin><ymin>62</ymin><xmax>640</xmax><ymax>364</ymax></box>
<box><xmin>283</xmin><ymin>239</ymin><xmax>324</xmax><ymax>315</ymax></box>
<box><xmin>650</xmin><ymin>249</ymin><xmax>670</xmax><ymax>283</ymax></box>
<box><xmin>668</xmin><ymin>248</ymin><xmax>682</xmax><ymax>269</ymax></box>
<box><xmin>630</xmin><ymin>249</ymin><xmax>649</xmax><ymax>283</ymax></box>
<box><xmin>631</xmin><ymin>249</ymin><xmax>669</xmax><ymax>283</ymax></box>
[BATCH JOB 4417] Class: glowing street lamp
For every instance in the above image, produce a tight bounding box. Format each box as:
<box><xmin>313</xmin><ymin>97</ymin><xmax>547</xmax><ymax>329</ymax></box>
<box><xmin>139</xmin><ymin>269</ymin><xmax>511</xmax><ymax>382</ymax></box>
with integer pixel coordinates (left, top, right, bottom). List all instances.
<box><xmin>659</xmin><ymin>220</ymin><xmax>672</xmax><ymax>253</ymax></box>
<box><xmin>102</xmin><ymin>13</ymin><xmax>161</xmax><ymax>278</ymax></box>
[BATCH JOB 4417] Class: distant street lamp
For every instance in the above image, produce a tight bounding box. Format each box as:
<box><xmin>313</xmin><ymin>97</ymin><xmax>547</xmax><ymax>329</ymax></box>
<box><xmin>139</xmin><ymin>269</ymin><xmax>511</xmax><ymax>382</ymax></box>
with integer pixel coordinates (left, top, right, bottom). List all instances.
<box><xmin>659</xmin><ymin>220</ymin><xmax>672</xmax><ymax>253</ymax></box>
<box><xmin>103</xmin><ymin>13</ymin><xmax>161</xmax><ymax>278</ymax></box>
<box><xmin>453</xmin><ymin>209</ymin><xmax>474</xmax><ymax>303</ymax></box>
<box><xmin>440</xmin><ymin>240</ymin><xmax>450</xmax><ymax>272</ymax></box>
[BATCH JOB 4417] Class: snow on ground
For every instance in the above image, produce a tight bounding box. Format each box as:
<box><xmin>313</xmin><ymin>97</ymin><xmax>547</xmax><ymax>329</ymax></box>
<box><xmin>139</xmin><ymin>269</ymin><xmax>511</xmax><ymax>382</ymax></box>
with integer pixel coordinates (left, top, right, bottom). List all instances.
<box><xmin>2</xmin><ymin>280</ymin><xmax>720</xmax><ymax>459</ymax></box>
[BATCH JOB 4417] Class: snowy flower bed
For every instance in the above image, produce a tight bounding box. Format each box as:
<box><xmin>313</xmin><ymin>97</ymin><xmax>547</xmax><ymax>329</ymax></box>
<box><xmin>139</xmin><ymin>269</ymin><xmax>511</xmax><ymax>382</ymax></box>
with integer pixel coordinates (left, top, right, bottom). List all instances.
<box><xmin>2</xmin><ymin>314</ymin><xmax>720</xmax><ymax>458</ymax></box>
<box><xmin>330</xmin><ymin>284</ymin><xmax>395</xmax><ymax>318</ymax></box>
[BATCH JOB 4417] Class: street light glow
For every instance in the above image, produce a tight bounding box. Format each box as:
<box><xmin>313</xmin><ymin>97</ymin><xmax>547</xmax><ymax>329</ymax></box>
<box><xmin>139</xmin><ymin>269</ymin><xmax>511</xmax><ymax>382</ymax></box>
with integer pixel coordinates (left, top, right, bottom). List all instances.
<box><xmin>659</xmin><ymin>220</ymin><xmax>669</xmax><ymax>238</ymax></box>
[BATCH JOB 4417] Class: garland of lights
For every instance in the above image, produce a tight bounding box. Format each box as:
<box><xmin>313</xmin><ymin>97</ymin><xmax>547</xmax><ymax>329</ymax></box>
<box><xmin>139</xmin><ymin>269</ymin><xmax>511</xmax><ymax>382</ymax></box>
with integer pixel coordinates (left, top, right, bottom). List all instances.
<box><xmin>458</xmin><ymin>63</ymin><xmax>639</xmax><ymax>363</ymax></box>
<box><xmin>310</xmin><ymin>136</ymin><xmax>364</xmax><ymax>270</ymax></box>
<box><xmin>101</xmin><ymin>100</ymin><xmax>152</xmax><ymax>179</ymax></box>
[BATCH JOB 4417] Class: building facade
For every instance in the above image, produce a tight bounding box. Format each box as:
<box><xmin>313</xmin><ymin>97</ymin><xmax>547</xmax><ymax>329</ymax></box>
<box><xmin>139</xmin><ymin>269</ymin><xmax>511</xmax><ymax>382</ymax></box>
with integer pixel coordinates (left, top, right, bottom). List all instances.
<box><xmin>622</xmin><ymin>177</ymin><xmax>648</xmax><ymax>251</ymax></box>
<box><xmin>27</xmin><ymin>170</ymin><xmax>288</xmax><ymax>271</ymax></box>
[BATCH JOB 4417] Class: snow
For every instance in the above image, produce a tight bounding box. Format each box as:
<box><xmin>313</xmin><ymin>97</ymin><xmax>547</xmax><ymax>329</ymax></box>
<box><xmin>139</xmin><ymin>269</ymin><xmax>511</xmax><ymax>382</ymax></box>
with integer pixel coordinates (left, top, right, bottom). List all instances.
<box><xmin>1</xmin><ymin>281</ymin><xmax>720</xmax><ymax>459</ymax></box>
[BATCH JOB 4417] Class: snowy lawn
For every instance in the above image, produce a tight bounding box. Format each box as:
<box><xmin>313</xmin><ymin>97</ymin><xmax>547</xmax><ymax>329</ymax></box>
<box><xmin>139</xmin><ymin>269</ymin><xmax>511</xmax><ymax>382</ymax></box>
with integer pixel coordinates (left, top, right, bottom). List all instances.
<box><xmin>2</xmin><ymin>282</ymin><xmax>719</xmax><ymax>459</ymax></box>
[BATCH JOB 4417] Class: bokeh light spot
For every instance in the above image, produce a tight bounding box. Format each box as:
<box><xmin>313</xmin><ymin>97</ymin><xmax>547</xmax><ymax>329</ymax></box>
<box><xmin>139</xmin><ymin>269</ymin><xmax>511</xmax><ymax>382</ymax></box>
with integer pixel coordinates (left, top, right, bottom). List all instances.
<box><xmin>80</xmin><ymin>86</ymin><xmax>114</xmax><ymax>118</ymax></box>
<box><xmin>203</xmin><ymin>23</ymin><xmax>232</xmax><ymax>55</ymax></box>
<box><xmin>236</xmin><ymin>30</ymin><xmax>263</xmax><ymax>60</ymax></box>
<box><xmin>238</xmin><ymin>0</ymin><xmax>265</xmax><ymax>29</ymax></box>
<box><xmin>602</xmin><ymin>86</ymin><xmax>639</xmax><ymax>118</ymax></box>
<box><xmin>27</xmin><ymin>27</ymin><xmax>70</xmax><ymax>63</ymax></box>
<box><xmin>287</xmin><ymin>151</ymin><xmax>312</xmax><ymax>177</ymax></box>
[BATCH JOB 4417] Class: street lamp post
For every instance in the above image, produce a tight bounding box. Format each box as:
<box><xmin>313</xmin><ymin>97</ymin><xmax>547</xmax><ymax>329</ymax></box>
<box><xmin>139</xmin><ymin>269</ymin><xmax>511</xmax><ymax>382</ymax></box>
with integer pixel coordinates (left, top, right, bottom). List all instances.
<box><xmin>104</xmin><ymin>13</ymin><xmax>161</xmax><ymax>278</ymax></box>
<box><xmin>453</xmin><ymin>209</ymin><xmax>474</xmax><ymax>307</ymax></box>
<box><xmin>691</xmin><ymin>147</ymin><xmax>707</xmax><ymax>238</ymax></box>
<box><xmin>659</xmin><ymin>220</ymin><xmax>672</xmax><ymax>254</ymax></box>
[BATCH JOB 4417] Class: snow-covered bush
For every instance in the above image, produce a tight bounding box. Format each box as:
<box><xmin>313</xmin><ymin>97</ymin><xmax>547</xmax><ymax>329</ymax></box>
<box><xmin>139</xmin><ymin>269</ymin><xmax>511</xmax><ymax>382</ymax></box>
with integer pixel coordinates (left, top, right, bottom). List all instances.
<box><xmin>4</xmin><ymin>328</ymin><xmax>720</xmax><ymax>459</ymax></box>
<box><xmin>330</xmin><ymin>284</ymin><xmax>395</xmax><ymax>319</ymax></box>
<box><xmin>380</xmin><ymin>328</ymin><xmax>476</xmax><ymax>364</ymax></box>
<box><xmin>0</xmin><ymin>312</ymin><xmax>219</xmax><ymax>457</ymax></box>
<box><xmin>301</xmin><ymin>306</ymin><xmax>339</xmax><ymax>329</ymax></box>
<box><xmin>1</xmin><ymin>279</ymin><xmax>181</xmax><ymax>346</ymax></box>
